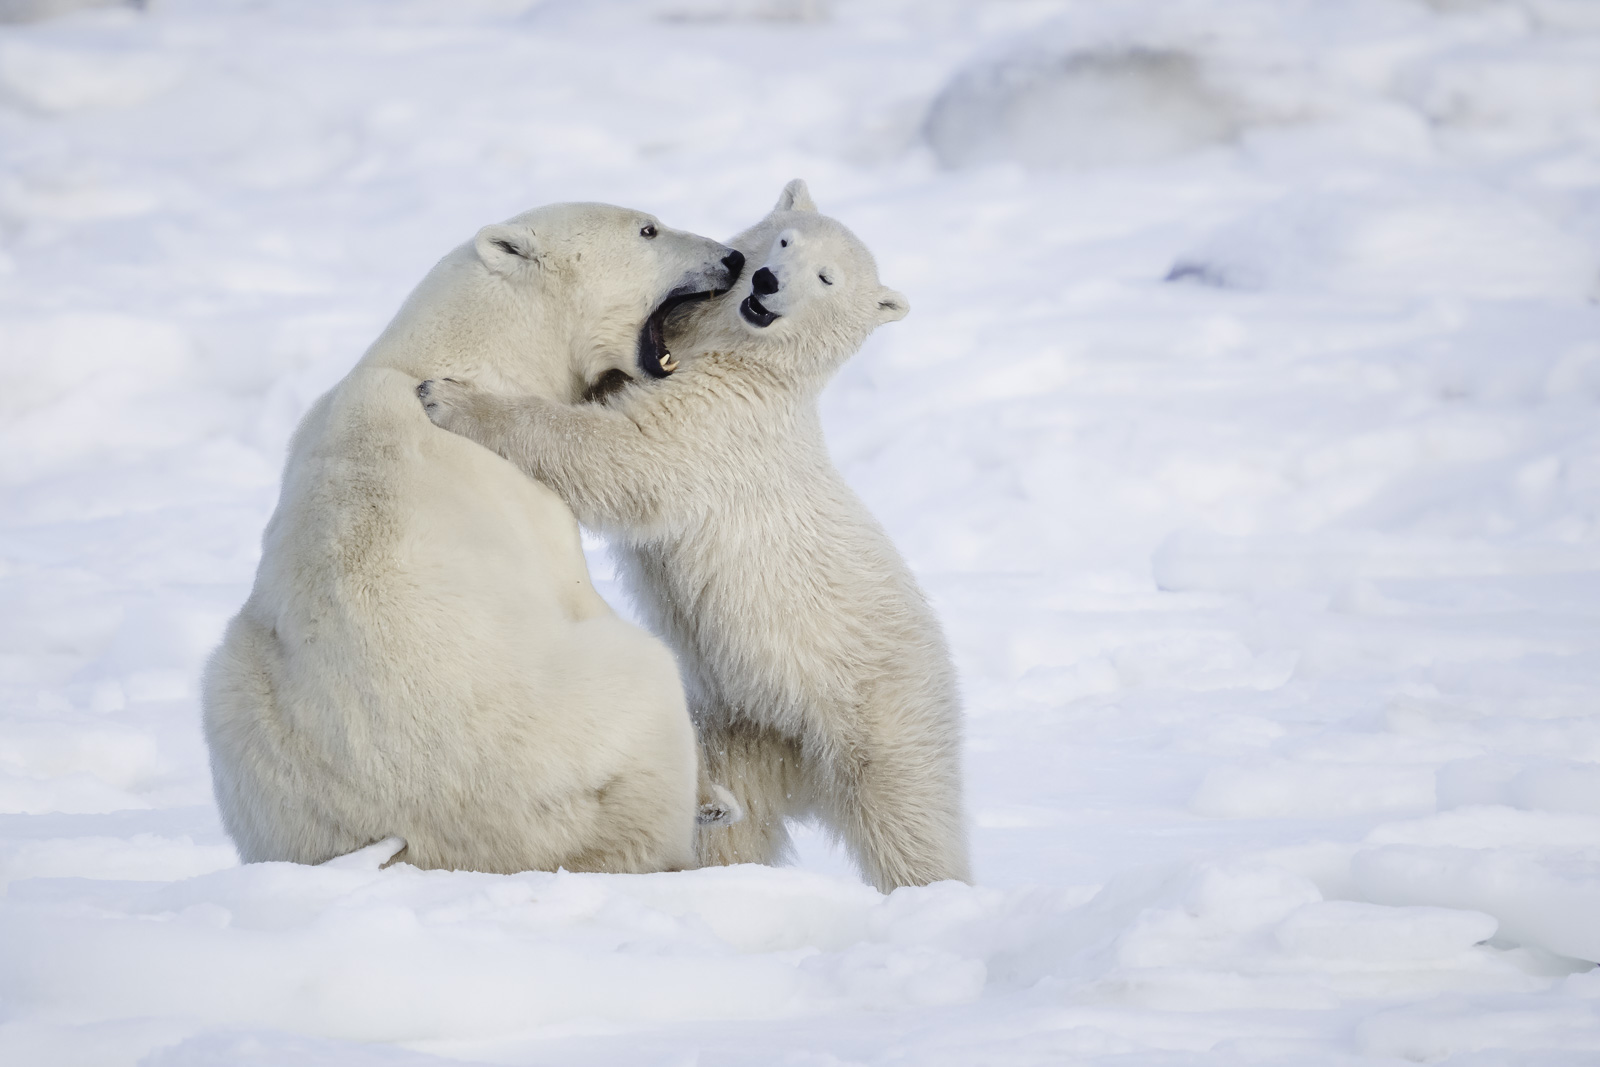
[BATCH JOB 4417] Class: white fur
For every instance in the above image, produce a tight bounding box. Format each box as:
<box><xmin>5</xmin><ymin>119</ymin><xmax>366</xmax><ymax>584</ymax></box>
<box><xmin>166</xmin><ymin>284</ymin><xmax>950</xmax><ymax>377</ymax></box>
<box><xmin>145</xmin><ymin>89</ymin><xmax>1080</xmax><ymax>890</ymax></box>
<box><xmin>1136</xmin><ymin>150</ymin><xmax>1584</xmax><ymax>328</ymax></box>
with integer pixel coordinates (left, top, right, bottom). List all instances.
<box><xmin>421</xmin><ymin>183</ymin><xmax>970</xmax><ymax>891</ymax></box>
<box><xmin>203</xmin><ymin>202</ymin><xmax>741</xmax><ymax>873</ymax></box>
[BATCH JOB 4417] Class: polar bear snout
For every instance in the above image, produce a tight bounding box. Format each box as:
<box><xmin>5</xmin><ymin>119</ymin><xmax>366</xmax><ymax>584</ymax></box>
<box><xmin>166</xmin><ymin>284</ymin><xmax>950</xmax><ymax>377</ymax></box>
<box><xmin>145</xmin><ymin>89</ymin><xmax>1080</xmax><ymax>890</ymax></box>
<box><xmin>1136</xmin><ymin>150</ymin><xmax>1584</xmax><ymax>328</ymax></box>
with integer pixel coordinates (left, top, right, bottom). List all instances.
<box><xmin>638</xmin><ymin>242</ymin><xmax>747</xmax><ymax>378</ymax></box>
<box><xmin>690</xmin><ymin>245</ymin><xmax>744</xmax><ymax>297</ymax></box>
<box><xmin>678</xmin><ymin>243</ymin><xmax>744</xmax><ymax>297</ymax></box>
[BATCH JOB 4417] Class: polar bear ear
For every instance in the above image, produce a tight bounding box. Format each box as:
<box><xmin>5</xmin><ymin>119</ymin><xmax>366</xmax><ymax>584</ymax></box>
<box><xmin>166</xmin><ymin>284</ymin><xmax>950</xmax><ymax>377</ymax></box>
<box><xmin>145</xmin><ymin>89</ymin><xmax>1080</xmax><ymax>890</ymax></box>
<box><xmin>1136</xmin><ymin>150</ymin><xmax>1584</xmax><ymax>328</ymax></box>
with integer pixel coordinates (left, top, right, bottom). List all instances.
<box><xmin>773</xmin><ymin>179</ymin><xmax>817</xmax><ymax>214</ymax></box>
<box><xmin>474</xmin><ymin>223</ymin><xmax>541</xmax><ymax>275</ymax></box>
<box><xmin>874</xmin><ymin>286</ymin><xmax>909</xmax><ymax>324</ymax></box>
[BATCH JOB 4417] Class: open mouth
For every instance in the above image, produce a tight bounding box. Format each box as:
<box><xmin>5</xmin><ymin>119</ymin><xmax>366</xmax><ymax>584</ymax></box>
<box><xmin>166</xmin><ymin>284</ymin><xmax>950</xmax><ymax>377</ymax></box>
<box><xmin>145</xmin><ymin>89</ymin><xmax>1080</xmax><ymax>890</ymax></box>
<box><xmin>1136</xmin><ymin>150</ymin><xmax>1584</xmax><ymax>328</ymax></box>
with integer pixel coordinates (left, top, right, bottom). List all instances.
<box><xmin>637</xmin><ymin>287</ymin><xmax>720</xmax><ymax>378</ymax></box>
<box><xmin>739</xmin><ymin>293</ymin><xmax>779</xmax><ymax>329</ymax></box>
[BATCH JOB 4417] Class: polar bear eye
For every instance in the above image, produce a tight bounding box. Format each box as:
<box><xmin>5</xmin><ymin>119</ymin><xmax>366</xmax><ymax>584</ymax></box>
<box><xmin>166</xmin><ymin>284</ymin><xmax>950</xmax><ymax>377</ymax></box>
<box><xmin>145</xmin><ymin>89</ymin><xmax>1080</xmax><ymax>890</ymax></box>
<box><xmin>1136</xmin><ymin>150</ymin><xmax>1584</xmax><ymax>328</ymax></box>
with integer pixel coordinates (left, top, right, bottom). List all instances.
<box><xmin>818</xmin><ymin>273</ymin><xmax>833</xmax><ymax>286</ymax></box>
<box><xmin>640</xmin><ymin>224</ymin><xmax>658</xmax><ymax>239</ymax></box>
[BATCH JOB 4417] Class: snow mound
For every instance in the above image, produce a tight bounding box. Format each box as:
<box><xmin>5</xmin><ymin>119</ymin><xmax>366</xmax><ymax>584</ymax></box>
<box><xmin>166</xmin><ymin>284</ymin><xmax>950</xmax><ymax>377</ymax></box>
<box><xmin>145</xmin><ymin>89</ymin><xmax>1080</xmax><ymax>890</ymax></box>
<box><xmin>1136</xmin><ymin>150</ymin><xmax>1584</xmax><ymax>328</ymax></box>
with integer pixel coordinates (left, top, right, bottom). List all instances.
<box><xmin>0</xmin><ymin>861</ymin><xmax>993</xmax><ymax>1049</ymax></box>
<box><xmin>0</xmin><ymin>0</ymin><xmax>135</xmax><ymax>25</ymax></box>
<box><xmin>1165</xmin><ymin>187</ymin><xmax>1600</xmax><ymax>300</ymax></box>
<box><xmin>1191</xmin><ymin>759</ymin><xmax>1436</xmax><ymax>820</ymax></box>
<box><xmin>0</xmin><ymin>37</ymin><xmax>180</xmax><ymax>114</ymax></box>
<box><xmin>1397</xmin><ymin>37</ymin><xmax>1600</xmax><ymax>152</ymax></box>
<box><xmin>1439</xmin><ymin>758</ymin><xmax>1600</xmax><ymax>817</ymax></box>
<box><xmin>652</xmin><ymin>0</ymin><xmax>828</xmax><ymax>24</ymax></box>
<box><xmin>1350</xmin><ymin>806</ymin><xmax>1600</xmax><ymax>964</ymax></box>
<box><xmin>1276</xmin><ymin>900</ymin><xmax>1496</xmax><ymax>964</ymax></box>
<box><xmin>925</xmin><ymin>47</ymin><xmax>1238</xmax><ymax>170</ymax></box>
<box><xmin>1356</xmin><ymin>844</ymin><xmax>1600</xmax><ymax>964</ymax></box>
<box><xmin>0</xmin><ymin>315</ymin><xmax>213</xmax><ymax>483</ymax></box>
<box><xmin>1356</xmin><ymin>981</ymin><xmax>1600</xmax><ymax>1063</ymax></box>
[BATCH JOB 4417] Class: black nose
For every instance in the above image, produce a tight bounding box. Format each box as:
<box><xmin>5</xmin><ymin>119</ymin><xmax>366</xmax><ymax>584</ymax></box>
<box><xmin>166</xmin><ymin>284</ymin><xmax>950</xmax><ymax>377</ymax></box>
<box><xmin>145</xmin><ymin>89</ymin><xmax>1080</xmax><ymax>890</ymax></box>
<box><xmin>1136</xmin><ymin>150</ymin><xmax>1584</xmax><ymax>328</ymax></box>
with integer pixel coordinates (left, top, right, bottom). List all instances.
<box><xmin>752</xmin><ymin>267</ymin><xmax>779</xmax><ymax>295</ymax></box>
<box><xmin>721</xmin><ymin>250</ymin><xmax>744</xmax><ymax>283</ymax></box>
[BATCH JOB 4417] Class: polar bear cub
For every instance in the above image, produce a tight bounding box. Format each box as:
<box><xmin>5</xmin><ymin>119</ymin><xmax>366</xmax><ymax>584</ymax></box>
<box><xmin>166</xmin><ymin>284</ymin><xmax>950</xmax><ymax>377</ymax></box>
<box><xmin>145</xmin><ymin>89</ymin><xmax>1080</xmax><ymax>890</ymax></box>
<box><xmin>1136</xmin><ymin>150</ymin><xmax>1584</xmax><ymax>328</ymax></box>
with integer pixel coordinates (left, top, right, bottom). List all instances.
<box><xmin>419</xmin><ymin>182</ymin><xmax>970</xmax><ymax>891</ymax></box>
<box><xmin>204</xmin><ymin>202</ymin><xmax>743</xmax><ymax>874</ymax></box>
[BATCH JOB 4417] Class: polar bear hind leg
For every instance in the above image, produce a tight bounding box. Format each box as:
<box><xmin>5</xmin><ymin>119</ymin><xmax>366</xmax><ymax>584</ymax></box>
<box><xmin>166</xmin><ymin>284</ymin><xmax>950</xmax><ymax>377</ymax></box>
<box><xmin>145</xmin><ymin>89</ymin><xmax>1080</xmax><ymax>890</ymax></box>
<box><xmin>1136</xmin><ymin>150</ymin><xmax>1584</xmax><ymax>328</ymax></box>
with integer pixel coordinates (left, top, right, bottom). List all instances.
<box><xmin>547</xmin><ymin>616</ymin><xmax>702</xmax><ymax>873</ymax></box>
<box><xmin>694</xmin><ymin>718</ymin><xmax>804</xmax><ymax>869</ymax></box>
<box><xmin>202</xmin><ymin>613</ymin><xmax>373</xmax><ymax>866</ymax></box>
<box><xmin>811</xmin><ymin>693</ymin><xmax>970</xmax><ymax>893</ymax></box>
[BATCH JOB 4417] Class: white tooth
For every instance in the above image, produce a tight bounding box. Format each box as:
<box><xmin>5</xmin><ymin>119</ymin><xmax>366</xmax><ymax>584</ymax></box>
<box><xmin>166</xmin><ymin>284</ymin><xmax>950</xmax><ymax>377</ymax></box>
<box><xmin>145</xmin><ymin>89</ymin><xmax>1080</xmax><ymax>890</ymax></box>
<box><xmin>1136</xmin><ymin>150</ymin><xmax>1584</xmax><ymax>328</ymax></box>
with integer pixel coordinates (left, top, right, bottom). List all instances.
<box><xmin>661</xmin><ymin>357</ymin><xmax>679</xmax><ymax>372</ymax></box>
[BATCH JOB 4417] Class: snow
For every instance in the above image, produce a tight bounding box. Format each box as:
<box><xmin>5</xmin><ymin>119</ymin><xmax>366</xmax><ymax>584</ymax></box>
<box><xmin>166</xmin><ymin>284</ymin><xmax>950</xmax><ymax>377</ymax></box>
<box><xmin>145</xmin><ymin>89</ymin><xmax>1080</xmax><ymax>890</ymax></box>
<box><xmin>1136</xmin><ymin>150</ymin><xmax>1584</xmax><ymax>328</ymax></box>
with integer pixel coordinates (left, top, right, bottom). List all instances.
<box><xmin>1</xmin><ymin>0</ymin><xmax>1598</xmax><ymax>1063</ymax></box>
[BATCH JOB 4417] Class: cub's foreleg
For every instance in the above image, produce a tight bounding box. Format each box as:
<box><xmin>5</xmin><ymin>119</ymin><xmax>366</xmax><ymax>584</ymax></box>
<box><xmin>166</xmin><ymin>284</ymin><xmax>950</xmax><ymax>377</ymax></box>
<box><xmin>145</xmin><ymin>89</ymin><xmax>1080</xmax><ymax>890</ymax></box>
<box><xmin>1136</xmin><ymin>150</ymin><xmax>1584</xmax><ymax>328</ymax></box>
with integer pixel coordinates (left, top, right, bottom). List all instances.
<box><xmin>418</xmin><ymin>378</ymin><xmax>682</xmax><ymax>530</ymax></box>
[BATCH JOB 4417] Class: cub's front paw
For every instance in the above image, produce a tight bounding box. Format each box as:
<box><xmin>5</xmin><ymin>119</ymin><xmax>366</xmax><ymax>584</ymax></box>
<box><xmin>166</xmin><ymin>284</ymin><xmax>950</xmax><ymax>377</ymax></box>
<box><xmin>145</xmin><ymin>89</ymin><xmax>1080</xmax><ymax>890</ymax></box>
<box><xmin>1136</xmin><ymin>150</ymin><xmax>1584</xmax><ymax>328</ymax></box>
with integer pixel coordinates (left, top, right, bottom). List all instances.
<box><xmin>417</xmin><ymin>377</ymin><xmax>480</xmax><ymax>434</ymax></box>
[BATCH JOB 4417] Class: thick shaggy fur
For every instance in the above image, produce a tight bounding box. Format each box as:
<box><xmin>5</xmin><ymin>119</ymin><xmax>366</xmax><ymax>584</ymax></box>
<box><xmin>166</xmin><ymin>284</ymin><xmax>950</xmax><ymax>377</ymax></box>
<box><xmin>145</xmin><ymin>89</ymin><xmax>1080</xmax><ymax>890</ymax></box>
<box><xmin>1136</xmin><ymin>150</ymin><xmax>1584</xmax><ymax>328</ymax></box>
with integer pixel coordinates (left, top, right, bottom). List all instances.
<box><xmin>203</xmin><ymin>203</ymin><xmax>740</xmax><ymax>873</ymax></box>
<box><xmin>421</xmin><ymin>183</ymin><xmax>970</xmax><ymax>891</ymax></box>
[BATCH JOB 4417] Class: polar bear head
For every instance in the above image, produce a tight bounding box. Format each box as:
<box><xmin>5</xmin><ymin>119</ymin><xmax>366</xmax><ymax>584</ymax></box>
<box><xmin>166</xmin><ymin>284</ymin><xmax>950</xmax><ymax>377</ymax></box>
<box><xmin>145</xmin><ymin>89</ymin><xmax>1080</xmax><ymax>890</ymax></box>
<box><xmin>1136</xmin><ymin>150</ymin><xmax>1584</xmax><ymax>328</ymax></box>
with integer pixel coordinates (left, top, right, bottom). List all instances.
<box><xmin>473</xmin><ymin>202</ymin><xmax>744</xmax><ymax>386</ymax></box>
<box><xmin>710</xmin><ymin>180</ymin><xmax>907</xmax><ymax>380</ymax></box>
<box><xmin>371</xmin><ymin>202</ymin><xmax>742</xmax><ymax>399</ymax></box>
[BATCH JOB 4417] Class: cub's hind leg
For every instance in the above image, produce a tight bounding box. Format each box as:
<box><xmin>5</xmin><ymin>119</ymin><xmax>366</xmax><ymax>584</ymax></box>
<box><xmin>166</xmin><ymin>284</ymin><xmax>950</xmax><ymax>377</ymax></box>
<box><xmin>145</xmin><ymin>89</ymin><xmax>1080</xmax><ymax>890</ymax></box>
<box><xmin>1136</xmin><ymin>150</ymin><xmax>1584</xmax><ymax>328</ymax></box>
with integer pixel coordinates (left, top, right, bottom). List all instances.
<box><xmin>697</xmin><ymin>761</ymin><xmax>744</xmax><ymax>828</ymax></box>
<box><xmin>811</xmin><ymin>693</ymin><xmax>970</xmax><ymax>893</ymax></box>
<box><xmin>694</xmin><ymin>718</ymin><xmax>804</xmax><ymax>869</ymax></box>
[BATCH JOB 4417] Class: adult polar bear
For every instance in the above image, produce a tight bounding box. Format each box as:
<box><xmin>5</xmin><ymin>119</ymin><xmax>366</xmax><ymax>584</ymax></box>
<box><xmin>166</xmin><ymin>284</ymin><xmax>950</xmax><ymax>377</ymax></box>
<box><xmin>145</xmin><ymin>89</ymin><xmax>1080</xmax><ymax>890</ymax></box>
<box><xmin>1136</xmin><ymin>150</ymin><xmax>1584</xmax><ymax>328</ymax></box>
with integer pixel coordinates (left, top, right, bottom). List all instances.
<box><xmin>203</xmin><ymin>203</ymin><xmax>743</xmax><ymax>874</ymax></box>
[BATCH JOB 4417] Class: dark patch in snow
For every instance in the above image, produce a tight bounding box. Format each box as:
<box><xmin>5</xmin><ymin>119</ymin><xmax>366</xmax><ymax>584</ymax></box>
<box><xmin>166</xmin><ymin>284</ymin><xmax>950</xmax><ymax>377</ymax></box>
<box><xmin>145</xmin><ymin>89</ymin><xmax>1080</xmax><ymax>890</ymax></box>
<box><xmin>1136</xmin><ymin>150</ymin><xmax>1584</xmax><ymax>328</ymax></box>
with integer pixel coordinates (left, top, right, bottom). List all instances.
<box><xmin>1164</xmin><ymin>259</ymin><xmax>1237</xmax><ymax>288</ymax></box>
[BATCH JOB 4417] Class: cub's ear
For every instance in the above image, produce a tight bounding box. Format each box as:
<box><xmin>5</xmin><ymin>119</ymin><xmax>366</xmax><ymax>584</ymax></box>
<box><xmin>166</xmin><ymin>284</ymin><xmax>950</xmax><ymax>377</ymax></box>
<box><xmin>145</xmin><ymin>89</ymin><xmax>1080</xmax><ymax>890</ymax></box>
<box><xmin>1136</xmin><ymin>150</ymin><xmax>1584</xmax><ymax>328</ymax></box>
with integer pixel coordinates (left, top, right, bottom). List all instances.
<box><xmin>475</xmin><ymin>223</ymin><xmax>541</xmax><ymax>274</ymax></box>
<box><xmin>874</xmin><ymin>286</ymin><xmax>909</xmax><ymax>323</ymax></box>
<box><xmin>772</xmin><ymin>178</ymin><xmax>817</xmax><ymax>214</ymax></box>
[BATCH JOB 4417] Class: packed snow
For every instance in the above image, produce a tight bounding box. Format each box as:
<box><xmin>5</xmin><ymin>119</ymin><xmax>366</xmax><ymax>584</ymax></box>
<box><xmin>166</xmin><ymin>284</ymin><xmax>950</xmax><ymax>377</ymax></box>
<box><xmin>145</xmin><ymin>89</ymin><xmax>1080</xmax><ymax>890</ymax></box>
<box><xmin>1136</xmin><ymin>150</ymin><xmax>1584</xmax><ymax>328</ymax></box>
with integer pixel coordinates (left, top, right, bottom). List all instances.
<box><xmin>2</xmin><ymin>0</ymin><xmax>1598</xmax><ymax>1063</ymax></box>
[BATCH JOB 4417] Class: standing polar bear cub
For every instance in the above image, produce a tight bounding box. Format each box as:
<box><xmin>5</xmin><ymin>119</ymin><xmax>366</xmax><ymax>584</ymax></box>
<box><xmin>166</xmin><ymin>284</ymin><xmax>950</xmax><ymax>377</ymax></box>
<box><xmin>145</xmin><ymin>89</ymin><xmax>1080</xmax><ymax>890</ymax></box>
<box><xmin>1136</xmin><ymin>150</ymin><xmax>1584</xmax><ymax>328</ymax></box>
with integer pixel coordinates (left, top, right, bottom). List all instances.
<box><xmin>421</xmin><ymin>181</ymin><xmax>970</xmax><ymax>891</ymax></box>
<box><xmin>204</xmin><ymin>202</ymin><xmax>743</xmax><ymax>874</ymax></box>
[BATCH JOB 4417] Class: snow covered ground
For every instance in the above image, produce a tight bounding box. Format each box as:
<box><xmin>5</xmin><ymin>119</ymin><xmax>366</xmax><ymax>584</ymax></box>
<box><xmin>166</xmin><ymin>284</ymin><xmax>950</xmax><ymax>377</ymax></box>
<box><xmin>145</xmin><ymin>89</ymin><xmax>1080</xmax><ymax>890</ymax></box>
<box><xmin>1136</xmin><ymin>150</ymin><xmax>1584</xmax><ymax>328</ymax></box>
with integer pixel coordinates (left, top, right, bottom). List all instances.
<box><xmin>2</xmin><ymin>0</ymin><xmax>1599</xmax><ymax>1062</ymax></box>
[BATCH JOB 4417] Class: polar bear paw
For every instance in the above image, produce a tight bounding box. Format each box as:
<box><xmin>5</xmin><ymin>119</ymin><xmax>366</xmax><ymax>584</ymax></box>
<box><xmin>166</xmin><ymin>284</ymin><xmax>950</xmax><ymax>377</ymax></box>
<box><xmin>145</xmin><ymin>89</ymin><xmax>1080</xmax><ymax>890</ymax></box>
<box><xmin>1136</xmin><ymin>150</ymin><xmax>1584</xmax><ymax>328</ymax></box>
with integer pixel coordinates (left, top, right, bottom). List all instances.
<box><xmin>417</xmin><ymin>377</ymin><xmax>481</xmax><ymax>435</ymax></box>
<box><xmin>698</xmin><ymin>783</ymin><xmax>744</xmax><ymax>826</ymax></box>
<box><xmin>321</xmin><ymin>835</ymin><xmax>408</xmax><ymax>870</ymax></box>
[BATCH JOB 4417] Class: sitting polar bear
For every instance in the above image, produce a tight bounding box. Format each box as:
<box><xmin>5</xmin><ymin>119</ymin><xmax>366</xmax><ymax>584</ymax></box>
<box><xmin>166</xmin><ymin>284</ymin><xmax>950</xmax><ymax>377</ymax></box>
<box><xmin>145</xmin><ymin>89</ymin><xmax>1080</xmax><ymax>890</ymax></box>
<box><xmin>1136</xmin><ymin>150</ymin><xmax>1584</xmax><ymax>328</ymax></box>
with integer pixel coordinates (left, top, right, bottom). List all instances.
<box><xmin>203</xmin><ymin>203</ymin><xmax>744</xmax><ymax>874</ymax></box>
<box><xmin>420</xmin><ymin>182</ymin><xmax>970</xmax><ymax>892</ymax></box>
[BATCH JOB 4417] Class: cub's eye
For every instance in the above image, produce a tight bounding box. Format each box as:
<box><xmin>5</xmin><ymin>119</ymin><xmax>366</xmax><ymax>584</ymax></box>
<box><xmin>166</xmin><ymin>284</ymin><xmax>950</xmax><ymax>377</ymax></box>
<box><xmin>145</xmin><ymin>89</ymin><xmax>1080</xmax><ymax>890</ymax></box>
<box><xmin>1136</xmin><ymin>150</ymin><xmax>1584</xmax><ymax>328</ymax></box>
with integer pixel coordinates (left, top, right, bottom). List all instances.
<box><xmin>640</xmin><ymin>225</ymin><xmax>658</xmax><ymax>239</ymax></box>
<box><xmin>818</xmin><ymin>273</ymin><xmax>833</xmax><ymax>286</ymax></box>
<box><xmin>780</xmin><ymin>238</ymin><xmax>789</xmax><ymax>248</ymax></box>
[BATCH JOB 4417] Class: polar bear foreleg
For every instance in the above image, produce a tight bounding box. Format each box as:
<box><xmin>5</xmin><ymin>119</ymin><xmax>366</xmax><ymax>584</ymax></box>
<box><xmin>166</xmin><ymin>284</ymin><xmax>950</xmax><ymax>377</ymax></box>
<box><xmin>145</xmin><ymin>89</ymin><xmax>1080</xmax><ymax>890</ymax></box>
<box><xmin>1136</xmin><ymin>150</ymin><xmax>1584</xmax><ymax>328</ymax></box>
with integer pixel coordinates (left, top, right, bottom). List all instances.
<box><xmin>418</xmin><ymin>379</ymin><xmax>683</xmax><ymax>530</ymax></box>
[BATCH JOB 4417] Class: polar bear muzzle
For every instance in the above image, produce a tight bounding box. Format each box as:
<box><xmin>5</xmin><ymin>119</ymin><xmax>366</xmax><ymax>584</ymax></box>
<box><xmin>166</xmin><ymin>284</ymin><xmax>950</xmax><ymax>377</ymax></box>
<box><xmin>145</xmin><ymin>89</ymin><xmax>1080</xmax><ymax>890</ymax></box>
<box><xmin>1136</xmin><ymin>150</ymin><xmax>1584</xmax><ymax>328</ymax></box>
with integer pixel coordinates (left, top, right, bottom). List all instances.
<box><xmin>739</xmin><ymin>266</ymin><xmax>782</xmax><ymax>328</ymax></box>
<box><xmin>638</xmin><ymin>249</ymin><xmax>745</xmax><ymax>378</ymax></box>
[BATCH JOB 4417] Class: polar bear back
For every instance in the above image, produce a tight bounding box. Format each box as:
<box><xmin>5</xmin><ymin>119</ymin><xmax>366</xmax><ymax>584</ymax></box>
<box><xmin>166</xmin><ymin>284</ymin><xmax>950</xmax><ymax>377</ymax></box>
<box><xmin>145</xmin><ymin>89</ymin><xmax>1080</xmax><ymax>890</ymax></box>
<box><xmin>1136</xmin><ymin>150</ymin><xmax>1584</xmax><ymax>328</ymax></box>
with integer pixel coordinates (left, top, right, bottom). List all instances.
<box><xmin>212</xmin><ymin>370</ymin><xmax>695</xmax><ymax>872</ymax></box>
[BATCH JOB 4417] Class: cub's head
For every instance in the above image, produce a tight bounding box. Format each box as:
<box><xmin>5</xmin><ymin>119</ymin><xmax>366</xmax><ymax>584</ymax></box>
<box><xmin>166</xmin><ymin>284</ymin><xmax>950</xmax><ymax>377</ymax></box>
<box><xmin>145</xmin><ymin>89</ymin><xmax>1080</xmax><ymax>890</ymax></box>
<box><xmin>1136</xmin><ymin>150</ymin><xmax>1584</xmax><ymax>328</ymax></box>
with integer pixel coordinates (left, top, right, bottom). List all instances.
<box><xmin>718</xmin><ymin>181</ymin><xmax>908</xmax><ymax>376</ymax></box>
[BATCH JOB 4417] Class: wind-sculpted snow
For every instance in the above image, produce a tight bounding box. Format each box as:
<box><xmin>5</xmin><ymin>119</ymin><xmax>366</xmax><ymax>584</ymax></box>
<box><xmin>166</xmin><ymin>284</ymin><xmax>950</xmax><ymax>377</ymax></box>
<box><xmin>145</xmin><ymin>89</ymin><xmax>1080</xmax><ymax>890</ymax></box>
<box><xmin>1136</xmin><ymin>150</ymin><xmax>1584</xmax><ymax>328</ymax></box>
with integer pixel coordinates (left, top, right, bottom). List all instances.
<box><xmin>1</xmin><ymin>0</ymin><xmax>1598</xmax><ymax>1064</ymax></box>
<box><xmin>925</xmin><ymin>47</ymin><xmax>1240</xmax><ymax>170</ymax></box>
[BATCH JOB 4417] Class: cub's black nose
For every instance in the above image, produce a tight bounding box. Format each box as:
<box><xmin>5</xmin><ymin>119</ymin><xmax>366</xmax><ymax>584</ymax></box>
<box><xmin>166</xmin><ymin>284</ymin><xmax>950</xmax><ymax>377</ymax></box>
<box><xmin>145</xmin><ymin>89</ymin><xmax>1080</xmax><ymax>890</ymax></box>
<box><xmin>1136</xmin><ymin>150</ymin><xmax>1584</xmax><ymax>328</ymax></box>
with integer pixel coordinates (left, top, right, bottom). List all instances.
<box><xmin>721</xmin><ymin>250</ymin><xmax>745</xmax><ymax>283</ymax></box>
<box><xmin>752</xmin><ymin>266</ymin><xmax>779</xmax><ymax>295</ymax></box>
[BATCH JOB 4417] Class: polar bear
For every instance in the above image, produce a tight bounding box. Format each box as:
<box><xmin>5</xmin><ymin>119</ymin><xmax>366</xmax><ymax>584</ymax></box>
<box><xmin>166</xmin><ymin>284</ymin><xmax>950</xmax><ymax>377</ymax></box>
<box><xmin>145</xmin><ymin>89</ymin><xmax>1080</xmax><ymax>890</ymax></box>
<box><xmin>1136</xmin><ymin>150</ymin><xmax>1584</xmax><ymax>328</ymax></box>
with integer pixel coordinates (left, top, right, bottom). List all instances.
<box><xmin>202</xmin><ymin>202</ymin><xmax>745</xmax><ymax>874</ymax></box>
<box><xmin>418</xmin><ymin>182</ymin><xmax>970</xmax><ymax>892</ymax></box>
